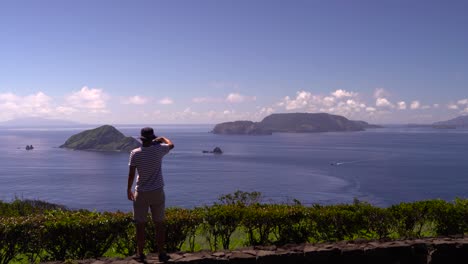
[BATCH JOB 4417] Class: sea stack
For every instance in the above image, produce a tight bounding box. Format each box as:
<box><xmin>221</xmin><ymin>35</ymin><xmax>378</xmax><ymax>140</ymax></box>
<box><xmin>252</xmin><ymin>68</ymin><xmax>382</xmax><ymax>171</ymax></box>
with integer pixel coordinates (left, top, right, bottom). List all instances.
<box><xmin>202</xmin><ymin>147</ymin><xmax>223</xmax><ymax>154</ymax></box>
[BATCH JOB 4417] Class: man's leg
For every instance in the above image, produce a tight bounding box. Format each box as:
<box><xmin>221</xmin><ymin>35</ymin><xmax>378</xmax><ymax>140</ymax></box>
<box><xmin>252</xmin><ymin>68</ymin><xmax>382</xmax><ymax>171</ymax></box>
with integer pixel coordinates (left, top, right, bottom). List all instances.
<box><xmin>136</xmin><ymin>222</ymin><xmax>146</xmax><ymax>256</ymax></box>
<box><xmin>149</xmin><ymin>188</ymin><xmax>168</xmax><ymax>261</ymax></box>
<box><xmin>154</xmin><ymin>220</ymin><xmax>166</xmax><ymax>255</ymax></box>
<box><xmin>133</xmin><ymin>191</ymin><xmax>149</xmax><ymax>258</ymax></box>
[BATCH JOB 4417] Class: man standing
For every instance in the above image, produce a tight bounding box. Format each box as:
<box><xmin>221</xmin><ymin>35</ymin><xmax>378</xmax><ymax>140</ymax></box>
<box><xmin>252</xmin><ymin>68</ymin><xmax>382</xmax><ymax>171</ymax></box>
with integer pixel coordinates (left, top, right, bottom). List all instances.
<box><xmin>127</xmin><ymin>127</ymin><xmax>174</xmax><ymax>262</ymax></box>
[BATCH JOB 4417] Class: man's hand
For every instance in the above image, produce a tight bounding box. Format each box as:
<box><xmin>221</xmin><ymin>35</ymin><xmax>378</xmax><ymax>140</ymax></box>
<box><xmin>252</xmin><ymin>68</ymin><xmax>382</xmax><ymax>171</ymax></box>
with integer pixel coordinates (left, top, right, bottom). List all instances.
<box><xmin>154</xmin><ymin>136</ymin><xmax>174</xmax><ymax>149</ymax></box>
<box><xmin>128</xmin><ymin>166</ymin><xmax>136</xmax><ymax>201</ymax></box>
<box><xmin>127</xmin><ymin>189</ymin><xmax>135</xmax><ymax>201</ymax></box>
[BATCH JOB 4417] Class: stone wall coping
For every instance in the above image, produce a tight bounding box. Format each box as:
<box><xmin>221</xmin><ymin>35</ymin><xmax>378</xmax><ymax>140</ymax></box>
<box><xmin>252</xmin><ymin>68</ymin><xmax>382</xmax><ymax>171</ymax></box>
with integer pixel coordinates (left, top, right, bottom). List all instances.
<box><xmin>42</xmin><ymin>237</ymin><xmax>468</xmax><ymax>264</ymax></box>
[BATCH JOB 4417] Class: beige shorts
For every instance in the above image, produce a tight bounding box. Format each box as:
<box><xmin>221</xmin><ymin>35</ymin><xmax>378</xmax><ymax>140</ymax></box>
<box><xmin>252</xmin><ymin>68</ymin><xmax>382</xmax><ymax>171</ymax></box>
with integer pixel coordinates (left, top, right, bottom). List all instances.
<box><xmin>133</xmin><ymin>188</ymin><xmax>165</xmax><ymax>223</ymax></box>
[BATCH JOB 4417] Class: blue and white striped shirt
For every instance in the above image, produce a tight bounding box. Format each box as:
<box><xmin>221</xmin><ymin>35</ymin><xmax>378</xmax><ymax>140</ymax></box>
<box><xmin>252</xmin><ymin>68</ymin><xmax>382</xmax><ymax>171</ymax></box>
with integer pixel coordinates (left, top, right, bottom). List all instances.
<box><xmin>129</xmin><ymin>143</ymin><xmax>171</xmax><ymax>192</ymax></box>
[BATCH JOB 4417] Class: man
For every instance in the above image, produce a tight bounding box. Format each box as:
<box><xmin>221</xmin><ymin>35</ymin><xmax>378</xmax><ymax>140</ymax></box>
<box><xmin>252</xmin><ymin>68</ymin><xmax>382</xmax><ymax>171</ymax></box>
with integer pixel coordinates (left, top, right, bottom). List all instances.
<box><xmin>127</xmin><ymin>127</ymin><xmax>174</xmax><ymax>262</ymax></box>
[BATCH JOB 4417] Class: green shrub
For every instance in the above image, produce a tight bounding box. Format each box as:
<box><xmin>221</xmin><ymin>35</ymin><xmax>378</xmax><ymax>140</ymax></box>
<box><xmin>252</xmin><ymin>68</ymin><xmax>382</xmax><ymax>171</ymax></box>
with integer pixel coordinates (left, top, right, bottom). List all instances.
<box><xmin>0</xmin><ymin>216</ymin><xmax>41</xmax><ymax>264</ymax></box>
<box><xmin>40</xmin><ymin>210</ymin><xmax>132</xmax><ymax>260</ymax></box>
<box><xmin>0</xmin><ymin>199</ymin><xmax>66</xmax><ymax>217</ymax></box>
<box><xmin>218</xmin><ymin>190</ymin><xmax>262</xmax><ymax>206</ymax></box>
<box><xmin>202</xmin><ymin>204</ymin><xmax>244</xmax><ymax>250</ymax></box>
<box><xmin>2</xmin><ymin>195</ymin><xmax>468</xmax><ymax>263</ymax></box>
<box><xmin>144</xmin><ymin>208</ymin><xmax>203</xmax><ymax>253</ymax></box>
<box><xmin>113</xmin><ymin>214</ymin><xmax>136</xmax><ymax>256</ymax></box>
<box><xmin>358</xmin><ymin>204</ymin><xmax>394</xmax><ymax>239</ymax></box>
<box><xmin>242</xmin><ymin>204</ymin><xmax>280</xmax><ymax>245</ymax></box>
<box><xmin>165</xmin><ymin>208</ymin><xmax>202</xmax><ymax>252</ymax></box>
<box><xmin>273</xmin><ymin>204</ymin><xmax>311</xmax><ymax>245</ymax></box>
<box><xmin>312</xmin><ymin>203</ymin><xmax>365</xmax><ymax>241</ymax></box>
<box><xmin>432</xmin><ymin>199</ymin><xmax>464</xmax><ymax>236</ymax></box>
<box><xmin>389</xmin><ymin>200</ymin><xmax>442</xmax><ymax>238</ymax></box>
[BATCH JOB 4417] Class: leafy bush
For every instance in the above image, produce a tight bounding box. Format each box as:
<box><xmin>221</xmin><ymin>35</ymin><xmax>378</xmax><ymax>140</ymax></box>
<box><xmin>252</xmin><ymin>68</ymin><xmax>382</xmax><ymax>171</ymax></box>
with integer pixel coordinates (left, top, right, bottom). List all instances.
<box><xmin>0</xmin><ymin>199</ymin><xmax>66</xmax><ymax>217</ymax></box>
<box><xmin>0</xmin><ymin>216</ymin><xmax>41</xmax><ymax>264</ymax></box>
<box><xmin>40</xmin><ymin>210</ymin><xmax>132</xmax><ymax>260</ymax></box>
<box><xmin>242</xmin><ymin>204</ymin><xmax>280</xmax><ymax>245</ymax></box>
<box><xmin>273</xmin><ymin>204</ymin><xmax>311</xmax><ymax>244</ymax></box>
<box><xmin>144</xmin><ymin>208</ymin><xmax>203</xmax><ymax>253</ymax></box>
<box><xmin>218</xmin><ymin>190</ymin><xmax>262</xmax><ymax>206</ymax></box>
<box><xmin>389</xmin><ymin>200</ymin><xmax>441</xmax><ymax>238</ymax></box>
<box><xmin>202</xmin><ymin>204</ymin><xmax>244</xmax><ymax>250</ymax></box>
<box><xmin>2</xmin><ymin>195</ymin><xmax>468</xmax><ymax>263</ymax></box>
<box><xmin>358</xmin><ymin>203</ymin><xmax>394</xmax><ymax>239</ymax></box>
<box><xmin>431</xmin><ymin>199</ymin><xmax>465</xmax><ymax>236</ymax></box>
<box><xmin>165</xmin><ymin>208</ymin><xmax>203</xmax><ymax>252</ymax></box>
<box><xmin>313</xmin><ymin>203</ymin><xmax>366</xmax><ymax>241</ymax></box>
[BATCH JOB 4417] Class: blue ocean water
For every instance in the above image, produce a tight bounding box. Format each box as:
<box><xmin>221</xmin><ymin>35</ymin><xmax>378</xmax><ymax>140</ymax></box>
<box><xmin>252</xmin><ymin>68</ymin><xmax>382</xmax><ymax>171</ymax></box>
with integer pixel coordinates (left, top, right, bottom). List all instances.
<box><xmin>0</xmin><ymin>125</ymin><xmax>467</xmax><ymax>212</ymax></box>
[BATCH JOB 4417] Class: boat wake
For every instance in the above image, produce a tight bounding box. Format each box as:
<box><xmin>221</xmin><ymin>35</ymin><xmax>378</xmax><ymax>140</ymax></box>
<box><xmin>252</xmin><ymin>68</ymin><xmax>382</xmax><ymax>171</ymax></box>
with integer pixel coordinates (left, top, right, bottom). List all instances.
<box><xmin>330</xmin><ymin>159</ymin><xmax>379</xmax><ymax>166</ymax></box>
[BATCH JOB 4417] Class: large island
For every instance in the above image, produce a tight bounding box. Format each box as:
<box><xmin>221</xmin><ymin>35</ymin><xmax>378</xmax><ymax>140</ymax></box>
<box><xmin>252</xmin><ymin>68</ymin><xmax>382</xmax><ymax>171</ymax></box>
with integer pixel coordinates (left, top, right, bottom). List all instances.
<box><xmin>60</xmin><ymin>125</ymin><xmax>141</xmax><ymax>152</ymax></box>
<box><xmin>433</xmin><ymin>115</ymin><xmax>468</xmax><ymax>128</ymax></box>
<box><xmin>212</xmin><ymin>113</ymin><xmax>381</xmax><ymax>135</ymax></box>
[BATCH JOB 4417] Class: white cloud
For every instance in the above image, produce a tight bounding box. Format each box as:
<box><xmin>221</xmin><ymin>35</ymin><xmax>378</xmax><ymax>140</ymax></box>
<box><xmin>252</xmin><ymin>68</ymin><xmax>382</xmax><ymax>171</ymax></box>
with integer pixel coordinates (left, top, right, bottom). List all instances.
<box><xmin>278</xmin><ymin>89</ymin><xmax>370</xmax><ymax>119</ymax></box>
<box><xmin>374</xmin><ymin>88</ymin><xmax>389</xmax><ymax>99</ymax></box>
<box><xmin>448</xmin><ymin>103</ymin><xmax>459</xmax><ymax>110</ymax></box>
<box><xmin>192</xmin><ymin>97</ymin><xmax>223</xmax><ymax>103</ymax></box>
<box><xmin>158</xmin><ymin>97</ymin><xmax>174</xmax><ymax>105</ymax></box>
<box><xmin>433</xmin><ymin>104</ymin><xmax>439</xmax><ymax>108</ymax></box>
<box><xmin>66</xmin><ymin>86</ymin><xmax>109</xmax><ymax>112</ymax></box>
<box><xmin>332</xmin><ymin>89</ymin><xmax>357</xmax><ymax>98</ymax></box>
<box><xmin>397</xmin><ymin>101</ymin><xmax>407</xmax><ymax>110</ymax></box>
<box><xmin>226</xmin><ymin>93</ymin><xmax>256</xmax><ymax>103</ymax></box>
<box><xmin>193</xmin><ymin>93</ymin><xmax>256</xmax><ymax>104</ymax></box>
<box><xmin>281</xmin><ymin>91</ymin><xmax>313</xmax><ymax>110</ymax></box>
<box><xmin>323</xmin><ymin>96</ymin><xmax>335</xmax><ymax>107</ymax></box>
<box><xmin>410</xmin><ymin>100</ymin><xmax>420</xmax><ymax>110</ymax></box>
<box><xmin>0</xmin><ymin>93</ymin><xmax>18</xmax><ymax>101</ymax></box>
<box><xmin>122</xmin><ymin>95</ymin><xmax>148</xmax><ymax>105</ymax></box>
<box><xmin>0</xmin><ymin>91</ymin><xmax>55</xmax><ymax>119</ymax></box>
<box><xmin>55</xmin><ymin>106</ymin><xmax>77</xmax><ymax>115</ymax></box>
<box><xmin>458</xmin><ymin>99</ymin><xmax>468</xmax><ymax>105</ymax></box>
<box><xmin>421</xmin><ymin>105</ymin><xmax>431</xmax><ymax>110</ymax></box>
<box><xmin>259</xmin><ymin>107</ymin><xmax>275</xmax><ymax>115</ymax></box>
<box><xmin>346</xmin><ymin>99</ymin><xmax>358</xmax><ymax>108</ymax></box>
<box><xmin>376</xmin><ymin>98</ymin><xmax>393</xmax><ymax>108</ymax></box>
<box><xmin>366</xmin><ymin>107</ymin><xmax>376</xmax><ymax>112</ymax></box>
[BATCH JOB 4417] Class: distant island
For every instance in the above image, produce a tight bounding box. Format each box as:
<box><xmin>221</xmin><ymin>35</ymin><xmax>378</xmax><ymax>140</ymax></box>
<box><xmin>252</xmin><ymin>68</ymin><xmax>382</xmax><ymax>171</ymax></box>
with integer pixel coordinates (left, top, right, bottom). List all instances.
<box><xmin>212</xmin><ymin>113</ymin><xmax>382</xmax><ymax>135</ymax></box>
<box><xmin>433</xmin><ymin>115</ymin><xmax>468</xmax><ymax>128</ymax></box>
<box><xmin>60</xmin><ymin>125</ymin><xmax>140</xmax><ymax>152</ymax></box>
<box><xmin>403</xmin><ymin>115</ymin><xmax>468</xmax><ymax>129</ymax></box>
<box><xmin>0</xmin><ymin>117</ymin><xmax>82</xmax><ymax>127</ymax></box>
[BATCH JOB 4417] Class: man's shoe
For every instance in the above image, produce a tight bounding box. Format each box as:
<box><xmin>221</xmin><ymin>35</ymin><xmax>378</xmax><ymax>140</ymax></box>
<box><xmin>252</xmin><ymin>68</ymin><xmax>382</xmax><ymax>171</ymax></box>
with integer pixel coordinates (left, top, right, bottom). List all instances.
<box><xmin>133</xmin><ymin>253</ymin><xmax>146</xmax><ymax>262</ymax></box>
<box><xmin>158</xmin><ymin>252</ymin><xmax>170</xmax><ymax>262</ymax></box>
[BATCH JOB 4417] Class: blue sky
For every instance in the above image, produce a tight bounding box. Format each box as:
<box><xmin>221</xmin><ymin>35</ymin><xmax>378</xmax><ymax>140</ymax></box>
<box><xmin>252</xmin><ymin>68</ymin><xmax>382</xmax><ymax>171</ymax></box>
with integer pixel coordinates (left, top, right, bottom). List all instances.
<box><xmin>0</xmin><ymin>0</ymin><xmax>467</xmax><ymax>124</ymax></box>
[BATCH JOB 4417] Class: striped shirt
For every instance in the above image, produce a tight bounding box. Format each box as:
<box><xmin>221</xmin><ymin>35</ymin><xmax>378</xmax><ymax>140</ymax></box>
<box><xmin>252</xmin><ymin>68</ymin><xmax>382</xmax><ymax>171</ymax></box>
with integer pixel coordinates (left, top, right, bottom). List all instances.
<box><xmin>129</xmin><ymin>143</ymin><xmax>171</xmax><ymax>192</ymax></box>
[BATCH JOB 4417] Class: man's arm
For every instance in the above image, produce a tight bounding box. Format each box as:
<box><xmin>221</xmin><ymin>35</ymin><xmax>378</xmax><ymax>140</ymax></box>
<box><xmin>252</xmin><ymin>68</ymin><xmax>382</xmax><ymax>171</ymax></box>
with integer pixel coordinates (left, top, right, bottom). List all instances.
<box><xmin>127</xmin><ymin>166</ymin><xmax>136</xmax><ymax>201</ymax></box>
<box><xmin>155</xmin><ymin>136</ymin><xmax>174</xmax><ymax>149</ymax></box>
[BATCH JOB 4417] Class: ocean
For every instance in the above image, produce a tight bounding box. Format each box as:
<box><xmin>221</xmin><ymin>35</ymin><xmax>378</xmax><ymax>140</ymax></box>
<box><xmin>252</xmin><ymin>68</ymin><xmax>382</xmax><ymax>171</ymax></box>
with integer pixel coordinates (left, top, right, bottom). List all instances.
<box><xmin>1</xmin><ymin>125</ymin><xmax>467</xmax><ymax>212</ymax></box>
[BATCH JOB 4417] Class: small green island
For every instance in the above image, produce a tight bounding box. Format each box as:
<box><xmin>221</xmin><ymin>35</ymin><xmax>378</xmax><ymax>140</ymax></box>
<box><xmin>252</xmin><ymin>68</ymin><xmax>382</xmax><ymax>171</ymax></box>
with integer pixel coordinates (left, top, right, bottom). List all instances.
<box><xmin>60</xmin><ymin>125</ymin><xmax>140</xmax><ymax>152</ymax></box>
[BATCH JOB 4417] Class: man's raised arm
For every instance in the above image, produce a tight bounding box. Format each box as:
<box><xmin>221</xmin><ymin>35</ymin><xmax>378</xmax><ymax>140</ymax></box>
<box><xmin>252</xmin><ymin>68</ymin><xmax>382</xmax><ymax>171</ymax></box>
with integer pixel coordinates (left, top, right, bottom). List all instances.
<box><xmin>155</xmin><ymin>137</ymin><xmax>174</xmax><ymax>149</ymax></box>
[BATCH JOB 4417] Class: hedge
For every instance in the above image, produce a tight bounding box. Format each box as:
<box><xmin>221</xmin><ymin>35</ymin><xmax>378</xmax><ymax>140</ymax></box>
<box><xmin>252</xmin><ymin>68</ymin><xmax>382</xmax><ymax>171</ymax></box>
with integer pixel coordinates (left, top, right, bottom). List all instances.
<box><xmin>1</xmin><ymin>193</ymin><xmax>468</xmax><ymax>263</ymax></box>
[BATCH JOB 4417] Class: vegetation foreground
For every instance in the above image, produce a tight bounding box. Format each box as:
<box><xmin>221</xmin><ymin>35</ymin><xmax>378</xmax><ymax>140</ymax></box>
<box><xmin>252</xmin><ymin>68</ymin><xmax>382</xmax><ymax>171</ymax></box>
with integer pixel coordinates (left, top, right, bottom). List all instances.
<box><xmin>1</xmin><ymin>191</ymin><xmax>467</xmax><ymax>264</ymax></box>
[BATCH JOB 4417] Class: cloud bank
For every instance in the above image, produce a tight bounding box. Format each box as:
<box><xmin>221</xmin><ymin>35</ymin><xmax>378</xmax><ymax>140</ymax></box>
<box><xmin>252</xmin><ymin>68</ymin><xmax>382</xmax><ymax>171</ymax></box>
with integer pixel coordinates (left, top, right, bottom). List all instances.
<box><xmin>0</xmin><ymin>86</ymin><xmax>466</xmax><ymax>124</ymax></box>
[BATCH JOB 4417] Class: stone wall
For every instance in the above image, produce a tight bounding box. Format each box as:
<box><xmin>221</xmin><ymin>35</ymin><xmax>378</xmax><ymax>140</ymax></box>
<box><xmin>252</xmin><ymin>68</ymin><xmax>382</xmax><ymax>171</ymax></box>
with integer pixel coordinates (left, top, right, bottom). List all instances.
<box><xmin>44</xmin><ymin>237</ymin><xmax>468</xmax><ymax>264</ymax></box>
<box><xmin>166</xmin><ymin>237</ymin><xmax>468</xmax><ymax>264</ymax></box>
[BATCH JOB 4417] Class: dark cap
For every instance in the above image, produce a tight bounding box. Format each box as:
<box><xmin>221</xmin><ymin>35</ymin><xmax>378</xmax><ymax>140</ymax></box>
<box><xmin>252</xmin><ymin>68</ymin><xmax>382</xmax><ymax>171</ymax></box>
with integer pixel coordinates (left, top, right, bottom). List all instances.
<box><xmin>139</xmin><ymin>127</ymin><xmax>156</xmax><ymax>141</ymax></box>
